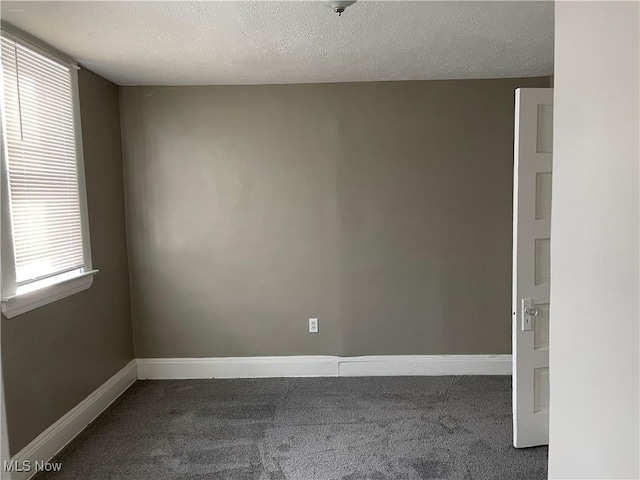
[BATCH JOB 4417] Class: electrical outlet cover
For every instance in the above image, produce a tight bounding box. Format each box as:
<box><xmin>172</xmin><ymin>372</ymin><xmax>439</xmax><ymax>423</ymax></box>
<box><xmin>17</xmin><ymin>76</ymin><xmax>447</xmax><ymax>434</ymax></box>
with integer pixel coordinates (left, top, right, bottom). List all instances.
<box><xmin>309</xmin><ymin>318</ymin><xmax>319</xmax><ymax>333</ymax></box>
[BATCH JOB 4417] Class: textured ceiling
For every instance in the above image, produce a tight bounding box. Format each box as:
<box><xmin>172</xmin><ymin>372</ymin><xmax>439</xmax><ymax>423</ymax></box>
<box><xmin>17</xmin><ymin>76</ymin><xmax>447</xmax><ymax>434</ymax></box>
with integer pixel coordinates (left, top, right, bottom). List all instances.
<box><xmin>1</xmin><ymin>1</ymin><xmax>554</xmax><ymax>86</ymax></box>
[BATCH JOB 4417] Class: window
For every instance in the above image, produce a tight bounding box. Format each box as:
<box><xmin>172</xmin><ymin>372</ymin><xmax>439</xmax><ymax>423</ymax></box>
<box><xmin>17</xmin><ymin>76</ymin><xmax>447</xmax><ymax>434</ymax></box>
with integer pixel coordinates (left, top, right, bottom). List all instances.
<box><xmin>1</xmin><ymin>31</ymin><xmax>97</xmax><ymax>318</ymax></box>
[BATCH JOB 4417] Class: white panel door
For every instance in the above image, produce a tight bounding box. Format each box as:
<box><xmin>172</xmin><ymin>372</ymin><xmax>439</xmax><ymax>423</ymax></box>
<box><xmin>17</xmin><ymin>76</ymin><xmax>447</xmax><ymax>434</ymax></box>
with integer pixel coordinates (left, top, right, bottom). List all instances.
<box><xmin>512</xmin><ymin>88</ymin><xmax>553</xmax><ymax>448</ymax></box>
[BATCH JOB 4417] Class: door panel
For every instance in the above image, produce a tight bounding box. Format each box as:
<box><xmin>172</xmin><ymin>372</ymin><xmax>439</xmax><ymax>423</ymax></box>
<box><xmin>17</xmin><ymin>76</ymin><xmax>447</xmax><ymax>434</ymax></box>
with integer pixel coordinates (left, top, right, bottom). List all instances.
<box><xmin>512</xmin><ymin>88</ymin><xmax>553</xmax><ymax>448</ymax></box>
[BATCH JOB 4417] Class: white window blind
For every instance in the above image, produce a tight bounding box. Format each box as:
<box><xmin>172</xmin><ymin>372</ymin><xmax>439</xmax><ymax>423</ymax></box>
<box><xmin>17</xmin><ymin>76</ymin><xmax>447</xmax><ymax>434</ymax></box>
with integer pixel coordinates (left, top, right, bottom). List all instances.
<box><xmin>1</xmin><ymin>36</ymin><xmax>85</xmax><ymax>286</ymax></box>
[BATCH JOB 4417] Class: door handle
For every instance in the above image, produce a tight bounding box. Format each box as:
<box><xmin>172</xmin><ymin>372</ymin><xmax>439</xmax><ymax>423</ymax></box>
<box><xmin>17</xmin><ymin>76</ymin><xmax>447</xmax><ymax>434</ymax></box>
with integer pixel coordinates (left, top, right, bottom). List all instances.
<box><xmin>521</xmin><ymin>298</ymin><xmax>536</xmax><ymax>331</ymax></box>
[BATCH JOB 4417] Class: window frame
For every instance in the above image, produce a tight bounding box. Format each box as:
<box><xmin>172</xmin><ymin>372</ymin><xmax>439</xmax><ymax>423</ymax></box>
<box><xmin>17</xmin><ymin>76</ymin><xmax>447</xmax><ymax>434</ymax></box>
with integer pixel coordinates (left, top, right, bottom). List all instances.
<box><xmin>0</xmin><ymin>29</ymin><xmax>97</xmax><ymax>318</ymax></box>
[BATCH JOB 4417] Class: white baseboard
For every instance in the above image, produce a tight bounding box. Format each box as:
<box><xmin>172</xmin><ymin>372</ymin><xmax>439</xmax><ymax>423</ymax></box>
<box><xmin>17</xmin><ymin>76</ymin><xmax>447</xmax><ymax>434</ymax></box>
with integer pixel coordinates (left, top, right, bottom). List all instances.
<box><xmin>137</xmin><ymin>354</ymin><xmax>512</xmax><ymax>380</ymax></box>
<box><xmin>7</xmin><ymin>360</ymin><xmax>137</xmax><ymax>480</ymax></box>
<box><xmin>137</xmin><ymin>356</ymin><xmax>339</xmax><ymax>379</ymax></box>
<box><xmin>338</xmin><ymin>355</ymin><xmax>512</xmax><ymax>376</ymax></box>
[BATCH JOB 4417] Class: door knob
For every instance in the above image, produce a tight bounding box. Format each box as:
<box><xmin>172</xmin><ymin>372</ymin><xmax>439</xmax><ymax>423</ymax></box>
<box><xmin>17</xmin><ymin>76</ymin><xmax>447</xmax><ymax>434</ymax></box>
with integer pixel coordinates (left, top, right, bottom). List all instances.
<box><xmin>521</xmin><ymin>298</ymin><xmax>537</xmax><ymax>331</ymax></box>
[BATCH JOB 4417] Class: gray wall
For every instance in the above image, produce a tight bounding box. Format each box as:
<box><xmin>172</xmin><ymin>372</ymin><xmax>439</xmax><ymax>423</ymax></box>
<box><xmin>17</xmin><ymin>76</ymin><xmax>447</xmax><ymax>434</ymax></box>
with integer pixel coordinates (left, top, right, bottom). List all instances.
<box><xmin>120</xmin><ymin>76</ymin><xmax>550</xmax><ymax>359</ymax></box>
<box><xmin>1</xmin><ymin>69</ymin><xmax>134</xmax><ymax>455</ymax></box>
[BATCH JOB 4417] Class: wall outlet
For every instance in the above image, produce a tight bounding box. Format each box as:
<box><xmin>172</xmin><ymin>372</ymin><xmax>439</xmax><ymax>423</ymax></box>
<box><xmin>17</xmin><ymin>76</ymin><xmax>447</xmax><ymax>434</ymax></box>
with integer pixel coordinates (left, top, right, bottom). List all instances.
<box><xmin>309</xmin><ymin>318</ymin><xmax>319</xmax><ymax>333</ymax></box>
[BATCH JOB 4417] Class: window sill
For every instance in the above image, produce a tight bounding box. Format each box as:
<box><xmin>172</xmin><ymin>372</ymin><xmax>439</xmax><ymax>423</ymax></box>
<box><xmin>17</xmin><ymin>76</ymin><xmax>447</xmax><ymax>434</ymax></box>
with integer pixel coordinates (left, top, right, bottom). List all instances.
<box><xmin>1</xmin><ymin>269</ymin><xmax>99</xmax><ymax>318</ymax></box>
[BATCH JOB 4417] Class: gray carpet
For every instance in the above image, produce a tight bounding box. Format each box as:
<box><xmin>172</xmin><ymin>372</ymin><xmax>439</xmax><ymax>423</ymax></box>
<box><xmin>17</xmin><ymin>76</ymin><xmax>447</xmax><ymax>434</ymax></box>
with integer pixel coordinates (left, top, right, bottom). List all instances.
<box><xmin>35</xmin><ymin>376</ymin><xmax>547</xmax><ymax>480</ymax></box>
